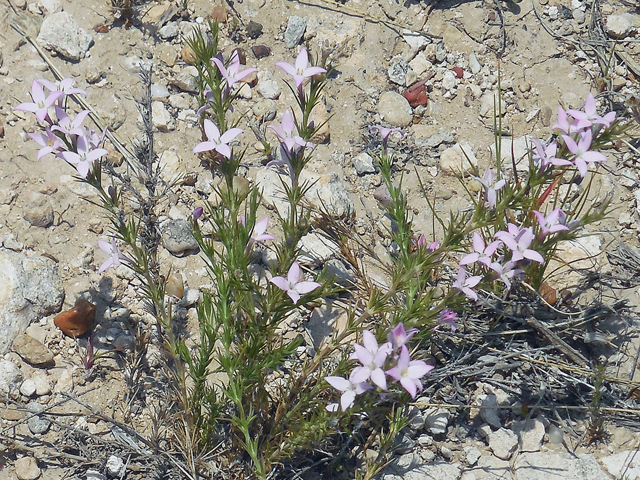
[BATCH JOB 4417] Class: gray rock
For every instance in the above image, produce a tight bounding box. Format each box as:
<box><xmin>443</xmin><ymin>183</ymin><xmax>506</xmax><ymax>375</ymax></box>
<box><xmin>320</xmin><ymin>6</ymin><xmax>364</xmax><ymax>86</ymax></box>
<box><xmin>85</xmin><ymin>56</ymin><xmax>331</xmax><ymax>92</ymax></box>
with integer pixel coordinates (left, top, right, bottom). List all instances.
<box><xmin>488</xmin><ymin>428</ymin><xmax>518</xmax><ymax>460</ymax></box>
<box><xmin>106</xmin><ymin>455</ymin><xmax>125</xmax><ymax>477</ymax></box>
<box><xmin>161</xmin><ymin>219</ymin><xmax>199</xmax><ymax>256</ymax></box>
<box><xmin>169</xmin><ymin>66</ymin><xmax>198</xmax><ymax>92</ymax></box>
<box><xmin>181</xmin><ymin>288</ymin><xmax>201</xmax><ymax>308</ymax></box>
<box><xmin>252</xmin><ymin>98</ymin><xmax>278</xmax><ymax>121</ymax></box>
<box><xmin>284</xmin><ymin>16</ymin><xmax>306</xmax><ymax>48</ymax></box>
<box><xmin>0</xmin><ymin>249</ymin><xmax>64</xmax><ymax>353</ymax></box>
<box><xmin>37</xmin><ymin>11</ymin><xmax>93</xmax><ymax>61</ymax></box>
<box><xmin>86</xmin><ymin>470</ymin><xmax>107</xmax><ymax>480</ymax></box>
<box><xmin>514</xmin><ymin>452</ymin><xmax>607</xmax><ymax>480</ymax></box>
<box><xmin>257</xmin><ymin>78</ymin><xmax>281</xmax><ymax>99</ymax></box>
<box><xmin>352</xmin><ymin>152</ymin><xmax>376</xmax><ymax>175</ymax></box>
<box><xmin>158</xmin><ymin>22</ymin><xmax>179</xmax><ymax>40</ymax></box>
<box><xmin>388</xmin><ymin>59</ymin><xmax>411</xmax><ymax>86</ymax></box>
<box><xmin>513</xmin><ymin>417</ymin><xmax>545</xmax><ymax>452</ymax></box>
<box><xmin>299</xmin><ymin>233</ymin><xmax>338</xmax><ymax>265</ymax></box>
<box><xmin>324</xmin><ymin>259</ymin><xmax>355</xmax><ymax>287</ymax></box>
<box><xmin>307</xmin><ymin>303</ymin><xmax>344</xmax><ymax>349</ymax></box>
<box><xmin>378</xmin><ymin>92</ymin><xmax>413</xmax><ymax>127</ymax></box>
<box><xmin>469</xmin><ymin>53</ymin><xmax>482</xmax><ymax>74</ymax></box>
<box><xmin>402</xmin><ymin>30</ymin><xmax>430</xmax><ymax>51</ymax></box>
<box><xmin>605</xmin><ymin>14</ymin><xmax>637</xmax><ymax>39</ymax></box>
<box><xmin>416</xmin><ymin>130</ymin><xmax>455</xmax><ymax>148</ymax></box>
<box><xmin>424</xmin><ymin>408</ymin><xmax>449</xmax><ymax>435</ymax></box>
<box><xmin>39</xmin><ymin>0</ymin><xmax>61</xmax><ymax>14</ymax></box>
<box><xmin>255</xmin><ymin>167</ymin><xmax>290</xmax><ymax>217</ymax></box>
<box><xmin>601</xmin><ymin>451</ymin><xmax>640</xmax><ymax>479</ymax></box>
<box><xmin>151</xmin><ymin>101</ymin><xmax>175</xmax><ymax>132</ymax></box>
<box><xmin>435</xmin><ymin>44</ymin><xmax>447</xmax><ymax>63</ymax></box>
<box><xmin>23</xmin><ymin>192</ymin><xmax>54</xmax><ymax>228</ymax></box>
<box><xmin>390</xmin><ymin>461</ymin><xmax>461</xmax><ymax>480</ymax></box>
<box><xmin>573</xmin><ymin>9</ymin><xmax>586</xmax><ymax>24</ymax></box>
<box><xmin>27</xmin><ymin>401</ymin><xmax>51</xmax><ymax>434</ymax></box>
<box><xmin>466</xmin><ymin>456</ymin><xmax>514</xmax><ymax>480</ymax></box>
<box><xmin>463</xmin><ymin>445</ymin><xmax>481</xmax><ymax>466</ymax></box>
<box><xmin>0</xmin><ymin>360</ymin><xmax>23</xmax><ymax>396</ymax></box>
<box><xmin>305</xmin><ymin>172</ymin><xmax>354</xmax><ymax>218</ymax></box>
<box><xmin>440</xmin><ymin>141</ymin><xmax>478</xmax><ymax>176</ymax></box>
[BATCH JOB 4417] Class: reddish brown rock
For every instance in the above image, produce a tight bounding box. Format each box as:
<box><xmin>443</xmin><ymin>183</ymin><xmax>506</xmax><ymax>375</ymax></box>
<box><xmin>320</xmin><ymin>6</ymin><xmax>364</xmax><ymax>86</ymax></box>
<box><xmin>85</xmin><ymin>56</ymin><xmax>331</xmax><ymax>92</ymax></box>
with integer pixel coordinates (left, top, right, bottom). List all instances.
<box><xmin>54</xmin><ymin>299</ymin><xmax>96</xmax><ymax>338</ymax></box>
<box><xmin>451</xmin><ymin>67</ymin><xmax>464</xmax><ymax>79</ymax></box>
<box><xmin>403</xmin><ymin>80</ymin><xmax>428</xmax><ymax>108</ymax></box>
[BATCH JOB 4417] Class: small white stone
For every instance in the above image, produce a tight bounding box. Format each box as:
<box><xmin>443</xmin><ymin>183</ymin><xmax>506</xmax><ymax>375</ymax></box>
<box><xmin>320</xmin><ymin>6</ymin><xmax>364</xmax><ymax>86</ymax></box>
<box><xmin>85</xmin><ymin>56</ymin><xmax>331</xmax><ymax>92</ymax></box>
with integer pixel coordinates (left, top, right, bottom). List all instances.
<box><xmin>20</xmin><ymin>379</ymin><xmax>36</xmax><ymax>397</ymax></box>
<box><xmin>106</xmin><ymin>455</ymin><xmax>125</xmax><ymax>477</ymax></box>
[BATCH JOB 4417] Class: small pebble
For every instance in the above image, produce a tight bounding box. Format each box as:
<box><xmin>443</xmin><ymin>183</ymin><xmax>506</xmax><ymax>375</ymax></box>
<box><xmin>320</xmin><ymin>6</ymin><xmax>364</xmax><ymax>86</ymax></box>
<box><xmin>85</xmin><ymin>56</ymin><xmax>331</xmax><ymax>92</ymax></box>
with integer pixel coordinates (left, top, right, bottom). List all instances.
<box><xmin>54</xmin><ymin>299</ymin><xmax>96</xmax><ymax>338</ymax></box>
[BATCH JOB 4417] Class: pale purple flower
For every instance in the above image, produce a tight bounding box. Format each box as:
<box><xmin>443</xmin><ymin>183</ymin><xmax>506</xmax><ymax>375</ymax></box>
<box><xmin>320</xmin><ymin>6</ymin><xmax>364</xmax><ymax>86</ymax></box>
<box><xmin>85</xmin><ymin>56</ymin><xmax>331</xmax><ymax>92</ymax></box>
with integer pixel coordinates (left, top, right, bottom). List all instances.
<box><xmin>488</xmin><ymin>260</ymin><xmax>523</xmax><ymax>290</ymax></box>
<box><xmin>38</xmin><ymin>77</ymin><xmax>87</xmax><ymax>98</ymax></box>
<box><xmin>530</xmin><ymin>139</ymin><xmax>572</xmax><ymax>171</ymax></box>
<box><xmin>275</xmin><ymin>47</ymin><xmax>326</xmax><ymax>88</ymax></box>
<box><xmin>51</xmin><ymin>107</ymin><xmax>91</xmax><ymax>136</ymax></box>
<box><xmin>350</xmin><ymin>330</ymin><xmax>391</xmax><ymax>390</ymax></box>
<box><xmin>438</xmin><ymin>309</ymin><xmax>457</xmax><ymax>332</ymax></box>
<box><xmin>29</xmin><ymin>128</ymin><xmax>63</xmax><ymax>160</ymax></box>
<box><xmin>386</xmin><ymin>345</ymin><xmax>434</xmax><ymax>399</ymax></box>
<box><xmin>269</xmin><ymin>262</ymin><xmax>320</xmax><ymax>304</ymax></box>
<box><xmin>250</xmin><ymin>217</ymin><xmax>275</xmax><ymax>242</ymax></box>
<box><xmin>269</xmin><ymin>110</ymin><xmax>314</xmax><ymax>152</ymax></box>
<box><xmin>567</xmin><ymin>93</ymin><xmax>616</xmax><ymax>130</ymax></box>
<box><xmin>494</xmin><ymin>224</ymin><xmax>545</xmax><ymax>264</ymax></box>
<box><xmin>193</xmin><ymin>119</ymin><xmax>243</xmax><ymax>159</ymax></box>
<box><xmin>460</xmin><ymin>232</ymin><xmax>501</xmax><ymax>267</ymax></box>
<box><xmin>325</xmin><ymin>371</ymin><xmax>372</xmax><ymax>412</ymax></box>
<box><xmin>387</xmin><ymin>324</ymin><xmax>418</xmax><ymax>350</ymax></box>
<box><xmin>370</xmin><ymin>125</ymin><xmax>405</xmax><ymax>142</ymax></box>
<box><xmin>97</xmin><ymin>238</ymin><xmax>126</xmax><ymax>273</ymax></box>
<box><xmin>15</xmin><ymin>79</ymin><xmax>64</xmax><ymax>124</ymax></box>
<box><xmin>212</xmin><ymin>50</ymin><xmax>257</xmax><ymax>91</ymax></box>
<box><xmin>453</xmin><ymin>267</ymin><xmax>482</xmax><ymax>301</ymax></box>
<box><xmin>562</xmin><ymin>130</ymin><xmax>608</xmax><ymax>178</ymax></box>
<box><xmin>58</xmin><ymin>132</ymin><xmax>108</xmax><ymax>178</ymax></box>
<box><xmin>193</xmin><ymin>207</ymin><xmax>203</xmax><ymax>220</ymax></box>
<box><xmin>552</xmin><ymin>106</ymin><xmax>581</xmax><ymax>135</ymax></box>
<box><xmin>473</xmin><ymin>168</ymin><xmax>506</xmax><ymax>209</ymax></box>
<box><xmin>533</xmin><ymin>209</ymin><xmax>570</xmax><ymax>237</ymax></box>
<box><xmin>416</xmin><ymin>235</ymin><xmax>439</xmax><ymax>252</ymax></box>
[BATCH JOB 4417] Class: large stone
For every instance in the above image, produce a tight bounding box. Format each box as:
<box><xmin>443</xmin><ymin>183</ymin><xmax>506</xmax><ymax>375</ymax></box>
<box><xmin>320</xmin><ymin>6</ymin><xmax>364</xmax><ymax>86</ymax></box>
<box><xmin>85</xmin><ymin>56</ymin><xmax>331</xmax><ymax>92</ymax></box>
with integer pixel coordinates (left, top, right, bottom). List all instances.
<box><xmin>304</xmin><ymin>172</ymin><xmax>354</xmax><ymax>218</ymax></box>
<box><xmin>605</xmin><ymin>14</ymin><xmax>638</xmax><ymax>39</ymax></box>
<box><xmin>0</xmin><ymin>360</ymin><xmax>23</xmax><ymax>397</ymax></box>
<box><xmin>14</xmin><ymin>456</ymin><xmax>41</xmax><ymax>480</ymax></box>
<box><xmin>488</xmin><ymin>428</ymin><xmax>518</xmax><ymax>460</ymax></box>
<box><xmin>37</xmin><ymin>11</ymin><xmax>93</xmax><ymax>61</ymax></box>
<box><xmin>513</xmin><ymin>417</ymin><xmax>546</xmax><ymax>452</ymax></box>
<box><xmin>23</xmin><ymin>192</ymin><xmax>54</xmax><ymax>228</ymax></box>
<box><xmin>284</xmin><ymin>16</ymin><xmax>306</xmax><ymax>48</ymax></box>
<box><xmin>514</xmin><ymin>452</ymin><xmax>607</xmax><ymax>480</ymax></box>
<box><xmin>378</xmin><ymin>92</ymin><xmax>413</xmax><ymax>127</ymax></box>
<box><xmin>601</xmin><ymin>451</ymin><xmax>640</xmax><ymax>479</ymax></box>
<box><xmin>0</xmin><ymin>249</ymin><xmax>64</xmax><ymax>353</ymax></box>
<box><xmin>161</xmin><ymin>220</ymin><xmax>199</xmax><ymax>257</ymax></box>
<box><xmin>12</xmin><ymin>333</ymin><xmax>54</xmax><ymax>367</ymax></box>
<box><xmin>440</xmin><ymin>141</ymin><xmax>478</xmax><ymax>176</ymax></box>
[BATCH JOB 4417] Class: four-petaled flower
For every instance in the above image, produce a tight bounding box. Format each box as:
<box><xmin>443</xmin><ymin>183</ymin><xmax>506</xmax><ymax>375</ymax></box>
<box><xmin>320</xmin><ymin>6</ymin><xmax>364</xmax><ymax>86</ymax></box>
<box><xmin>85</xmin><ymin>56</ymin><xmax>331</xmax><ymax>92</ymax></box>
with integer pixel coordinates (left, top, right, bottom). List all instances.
<box><xmin>552</xmin><ymin>106</ymin><xmax>580</xmax><ymax>135</ymax></box>
<box><xmin>495</xmin><ymin>224</ymin><xmax>545</xmax><ymax>264</ymax></box>
<box><xmin>488</xmin><ymin>260</ymin><xmax>523</xmax><ymax>290</ymax></box>
<box><xmin>460</xmin><ymin>232</ymin><xmax>501</xmax><ymax>267</ymax></box>
<box><xmin>370</xmin><ymin>125</ymin><xmax>405</xmax><ymax>142</ymax></box>
<box><xmin>453</xmin><ymin>267</ymin><xmax>483</xmax><ymax>301</ymax></box>
<box><xmin>51</xmin><ymin>107</ymin><xmax>91</xmax><ymax>136</ymax></box>
<box><xmin>473</xmin><ymin>168</ymin><xmax>506</xmax><ymax>209</ymax></box>
<box><xmin>212</xmin><ymin>50</ymin><xmax>257</xmax><ymax>92</ymax></box>
<box><xmin>269</xmin><ymin>110</ymin><xmax>314</xmax><ymax>152</ymax></box>
<box><xmin>324</xmin><ymin>371</ymin><xmax>372</xmax><ymax>412</ymax></box>
<box><xmin>530</xmin><ymin>139</ymin><xmax>571</xmax><ymax>171</ymax></box>
<box><xmin>387</xmin><ymin>324</ymin><xmax>418</xmax><ymax>350</ymax></box>
<box><xmin>14</xmin><ymin>79</ymin><xmax>64</xmax><ymax>124</ymax></box>
<box><xmin>438</xmin><ymin>309</ymin><xmax>458</xmax><ymax>332</ymax></box>
<box><xmin>29</xmin><ymin>128</ymin><xmax>63</xmax><ymax>161</ymax></box>
<box><xmin>193</xmin><ymin>119</ymin><xmax>243</xmax><ymax>159</ymax></box>
<box><xmin>97</xmin><ymin>238</ymin><xmax>127</xmax><ymax>273</ymax></box>
<box><xmin>58</xmin><ymin>132</ymin><xmax>108</xmax><ymax>178</ymax></box>
<box><xmin>533</xmin><ymin>209</ymin><xmax>570</xmax><ymax>237</ymax></box>
<box><xmin>270</xmin><ymin>262</ymin><xmax>320</xmax><ymax>304</ymax></box>
<box><xmin>350</xmin><ymin>330</ymin><xmax>392</xmax><ymax>390</ymax></box>
<box><xmin>562</xmin><ymin>129</ymin><xmax>608</xmax><ymax>178</ymax></box>
<box><xmin>567</xmin><ymin>93</ymin><xmax>616</xmax><ymax>130</ymax></box>
<box><xmin>386</xmin><ymin>345</ymin><xmax>434</xmax><ymax>399</ymax></box>
<box><xmin>276</xmin><ymin>47</ymin><xmax>327</xmax><ymax>88</ymax></box>
<box><xmin>415</xmin><ymin>234</ymin><xmax>439</xmax><ymax>252</ymax></box>
<box><xmin>38</xmin><ymin>77</ymin><xmax>87</xmax><ymax>98</ymax></box>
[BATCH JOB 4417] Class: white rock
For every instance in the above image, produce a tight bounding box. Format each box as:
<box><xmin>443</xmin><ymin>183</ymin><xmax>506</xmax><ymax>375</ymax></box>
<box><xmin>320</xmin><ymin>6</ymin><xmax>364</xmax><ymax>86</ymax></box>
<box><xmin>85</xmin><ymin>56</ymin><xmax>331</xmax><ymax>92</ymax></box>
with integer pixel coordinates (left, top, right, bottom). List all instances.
<box><xmin>514</xmin><ymin>452</ymin><xmax>607</xmax><ymax>480</ymax></box>
<box><xmin>601</xmin><ymin>451</ymin><xmax>640</xmax><ymax>479</ymax></box>
<box><xmin>106</xmin><ymin>455</ymin><xmax>125</xmax><ymax>477</ymax></box>
<box><xmin>0</xmin><ymin>360</ymin><xmax>23</xmax><ymax>396</ymax></box>
<box><xmin>488</xmin><ymin>428</ymin><xmax>518</xmax><ymax>460</ymax></box>
<box><xmin>152</xmin><ymin>101</ymin><xmax>176</xmax><ymax>132</ymax></box>
<box><xmin>181</xmin><ymin>288</ymin><xmax>202</xmax><ymax>308</ymax></box>
<box><xmin>478</xmin><ymin>394</ymin><xmax>501</xmax><ymax>428</ymax></box>
<box><xmin>299</xmin><ymin>233</ymin><xmax>338</xmax><ymax>265</ymax></box>
<box><xmin>409</xmin><ymin>52</ymin><xmax>431</xmax><ymax>77</ymax></box>
<box><xmin>352</xmin><ymin>152</ymin><xmax>376</xmax><ymax>175</ymax></box>
<box><xmin>605</xmin><ymin>14</ymin><xmax>638</xmax><ymax>39</ymax></box>
<box><xmin>442</xmin><ymin>70</ymin><xmax>457</xmax><ymax>91</ymax></box>
<box><xmin>402</xmin><ymin>29</ymin><xmax>430</xmax><ymax>51</ymax></box>
<box><xmin>463</xmin><ymin>445</ymin><xmax>481</xmax><ymax>466</ymax></box>
<box><xmin>440</xmin><ymin>141</ymin><xmax>478</xmax><ymax>176</ymax></box>
<box><xmin>513</xmin><ymin>418</ymin><xmax>546</xmax><ymax>452</ymax></box>
<box><xmin>38</xmin><ymin>0</ymin><xmax>61</xmax><ymax>14</ymax></box>
<box><xmin>20</xmin><ymin>379</ymin><xmax>37</xmax><ymax>397</ymax></box>
<box><xmin>159</xmin><ymin>149</ymin><xmax>183</xmax><ymax>185</ymax></box>
<box><xmin>37</xmin><ymin>11</ymin><xmax>93</xmax><ymax>61</ymax></box>
<box><xmin>488</xmin><ymin>135</ymin><xmax>531</xmax><ymax>173</ymax></box>
<box><xmin>479</xmin><ymin>90</ymin><xmax>506</xmax><ymax>117</ymax></box>
<box><xmin>378</xmin><ymin>91</ymin><xmax>413</xmax><ymax>127</ymax></box>
<box><xmin>424</xmin><ymin>408</ymin><xmax>449</xmax><ymax>435</ymax></box>
<box><xmin>468</xmin><ymin>53</ymin><xmax>482</xmax><ymax>74</ymax></box>
<box><xmin>304</xmin><ymin>172</ymin><xmax>354</xmax><ymax>218</ymax></box>
<box><xmin>257</xmin><ymin>78</ymin><xmax>281</xmax><ymax>99</ymax></box>
<box><xmin>15</xmin><ymin>456</ymin><xmax>41</xmax><ymax>480</ymax></box>
<box><xmin>32</xmin><ymin>375</ymin><xmax>51</xmax><ymax>396</ymax></box>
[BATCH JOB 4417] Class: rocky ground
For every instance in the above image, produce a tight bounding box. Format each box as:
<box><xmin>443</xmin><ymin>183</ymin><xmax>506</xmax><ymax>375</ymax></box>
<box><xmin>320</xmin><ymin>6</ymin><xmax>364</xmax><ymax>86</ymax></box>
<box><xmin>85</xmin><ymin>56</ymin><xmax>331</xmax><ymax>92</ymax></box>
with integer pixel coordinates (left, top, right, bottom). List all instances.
<box><xmin>2</xmin><ymin>0</ymin><xmax>640</xmax><ymax>479</ymax></box>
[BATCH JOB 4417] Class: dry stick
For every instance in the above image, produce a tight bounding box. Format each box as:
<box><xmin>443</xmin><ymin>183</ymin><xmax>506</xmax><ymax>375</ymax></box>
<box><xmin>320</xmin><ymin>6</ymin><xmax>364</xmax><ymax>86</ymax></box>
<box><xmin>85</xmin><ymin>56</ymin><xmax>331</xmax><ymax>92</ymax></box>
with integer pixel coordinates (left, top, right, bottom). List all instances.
<box><xmin>9</xmin><ymin>17</ymin><xmax>141</xmax><ymax>178</ymax></box>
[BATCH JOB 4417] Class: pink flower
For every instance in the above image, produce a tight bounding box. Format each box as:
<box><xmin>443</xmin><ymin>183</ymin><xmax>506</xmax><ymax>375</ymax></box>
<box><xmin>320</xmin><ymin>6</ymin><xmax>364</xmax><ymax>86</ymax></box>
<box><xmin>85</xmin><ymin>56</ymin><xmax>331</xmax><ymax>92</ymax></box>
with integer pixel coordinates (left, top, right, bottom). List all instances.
<box><xmin>325</xmin><ymin>371</ymin><xmax>372</xmax><ymax>412</ymax></box>
<box><xmin>193</xmin><ymin>207</ymin><xmax>203</xmax><ymax>220</ymax></box>
<box><xmin>58</xmin><ymin>132</ymin><xmax>108</xmax><ymax>178</ymax></box>
<box><xmin>370</xmin><ymin>125</ymin><xmax>405</xmax><ymax>142</ymax></box>
<box><xmin>350</xmin><ymin>330</ymin><xmax>392</xmax><ymax>390</ymax></box>
<box><xmin>249</xmin><ymin>217</ymin><xmax>275</xmax><ymax>243</ymax></box>
<box><xmin>51</xmin><ymin>107</ymin><xmax>91</xmax><ymax>136</ymax></box>
<box><xmin>567</xmin><ymin>93</ymin><xmax>616</xmax><ymax>130</ymax></box>
<box><xmin>488</xmin><ymin>260</ymin><xmax>523</xmax><ymax>290</ymax></box>
<box><xmin>473</xmin><ymin>169</ymin><xmax>505</xmax><ymax>209</ymax></box>
<box><xmin>15</xmin><ymin>79</ymin><xmax>64</xmax><ymax>124</ymax></box>
<box><xmin>212</xmin><ymin>50</ymin><xmax>257</xmax><ymax>92</ymax></box>
<box><xmin>533</xmin><ymin>209</ymin><xmax>570</xmax><ymax>237</ymax></box>
<box><xmin>562</xmin><ymin>130</ymin><xmax>608</xmax><ymax>178</ymax></box>
<box><xmin>386</xmin><ymin>345</ymin><xmax>433</xmax><ymax>399</ymax></box>
<box><xmin>415</xmin><ymin>235</ymin><xmax>439</xmax><ymax>252</ymax></box>
<box><xmin>552</xmin><ymin>106</ymin><xmax>581</xmax><ymax>135</ymax></box>
<box><xmin>530</xmin><ymin>139</ymin><xmax>572</xmax><ymax>172</ymax></box>
<box><xmin>269</xmin><ymin>262</ymin><xmax>320</xmax><ymax>304</ymax></box>
<box><xmin>269</xmin><ymin>110</ymin><xmax>314</xmax><ymax>152</ymax></box>
<box><xmin>38</xmin><ymin>77</ymin><xmax>87</xmax><ymax>98</ymax></box>
<box><xmin>29</xmin><ymin>128</ymin><xmax>63</xmax><ymax>160</ymax></box>
<box><xmin>193</xmin><ymin>119</ymin><xmax>243</xmax><ymax>159</ymax></box>
<box><xmin>494</xmin><ymin>224</ymin><xmax>544</xmax><ymax>264</ymax></box>
<box><xmin>97</xmin><ymin>238</ymin><xmax>126</xmax><ymax>273</ymax></box>
<box><xmin>387</xmin><ymin>324</ymin><xmax>418</xmax><ymax>350</ymax></box>
<box><xmin>453</xmin><ymin>267</ymin><xmax>482</xmax><ymax>301</ymax></box>
<box><xmin>460</xmin><ymin>232</ymin><xmax>501</xmax><ymax>267</ymax></box>
<box><xmin>438</xmin><ymin>309</ymin><xmax>457</xmax><ymax>332</ymax></box>
<box><xmin>276</xmin><ymin>47</ymin><xmax>326</xmax><ymax>88</ymax></box>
